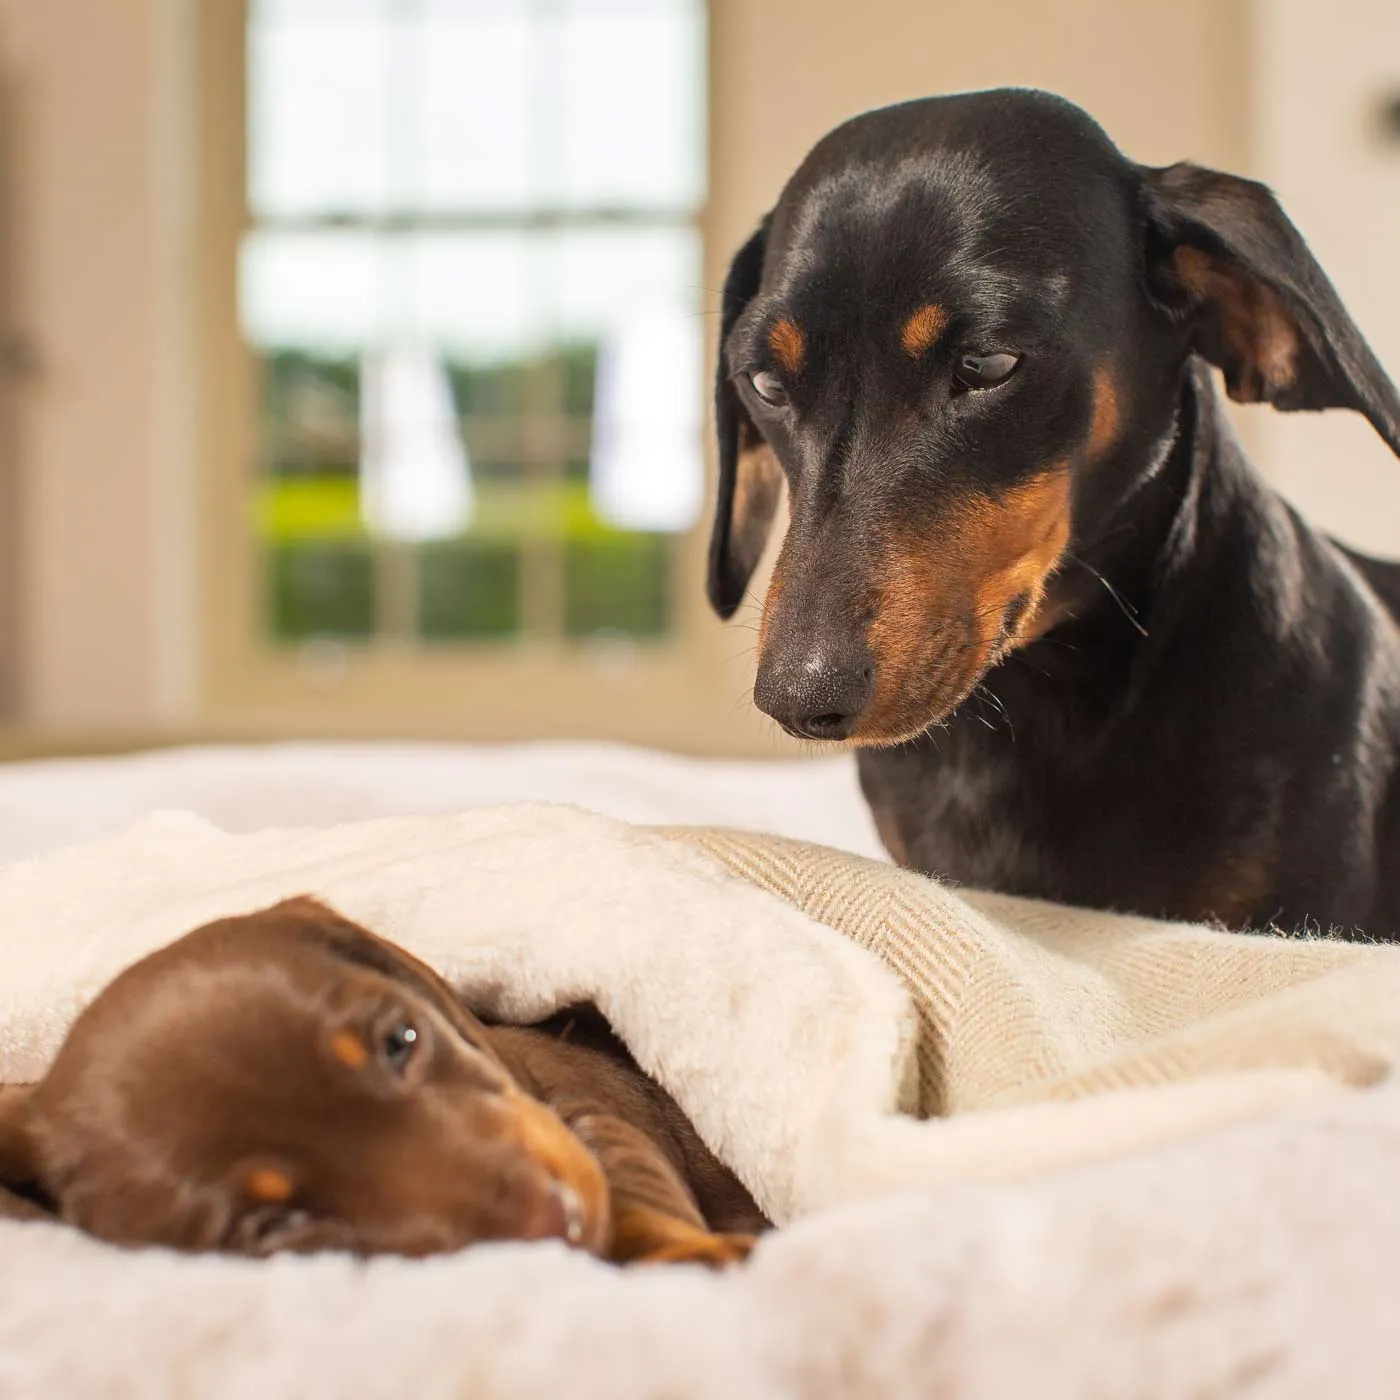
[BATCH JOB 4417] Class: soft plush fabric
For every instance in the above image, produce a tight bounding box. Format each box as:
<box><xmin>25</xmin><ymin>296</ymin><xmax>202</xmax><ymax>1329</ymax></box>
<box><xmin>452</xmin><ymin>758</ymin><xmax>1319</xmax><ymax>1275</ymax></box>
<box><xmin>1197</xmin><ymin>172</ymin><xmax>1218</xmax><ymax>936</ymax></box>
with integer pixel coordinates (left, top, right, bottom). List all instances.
<box><xmin>2</xmin><ymin>805</ymin><xmax>1399</xmax><ymax>1398</ymax></box>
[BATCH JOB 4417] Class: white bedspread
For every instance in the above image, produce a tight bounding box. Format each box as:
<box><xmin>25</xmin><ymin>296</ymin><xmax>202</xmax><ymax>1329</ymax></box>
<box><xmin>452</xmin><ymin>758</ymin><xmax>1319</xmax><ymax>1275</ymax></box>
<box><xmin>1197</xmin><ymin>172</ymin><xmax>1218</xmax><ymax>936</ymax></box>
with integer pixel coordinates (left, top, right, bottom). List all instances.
<box><xmin>0</xmin><ymin>741</ymin><xmax>884</xmax><ymax>866</ymax></box>
<box><xmin>2</xmin><ymin>802</ymin><xmax>1400</xmax><ymax>1398</ymax></box>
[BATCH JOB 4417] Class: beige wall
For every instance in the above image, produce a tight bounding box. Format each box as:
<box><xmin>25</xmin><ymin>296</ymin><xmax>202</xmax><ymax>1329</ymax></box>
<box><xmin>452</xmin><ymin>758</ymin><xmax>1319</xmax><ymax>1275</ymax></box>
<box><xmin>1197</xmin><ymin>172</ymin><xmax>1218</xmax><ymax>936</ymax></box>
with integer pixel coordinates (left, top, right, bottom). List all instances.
<box><xmin>0</xmin><ymin>0</ymin><xmax>1311</xmax><ymax>741</ymax></box>
<box><xmin>1250</xmin><ymin>0</ymin><xmax>1400</xmax><ymax>557</ymax></box>
<box><xmin>0</xmin><ymin>0</ymin><xmax>197</xmax><ymax>731</ymax></box>
<box><xmin>709</xmin><ymin>0</ymin><xmax>1252</xmax><ymax>254</ymax></box>
<box><xmin>0</xmin><ymin>74</ymin><xmax>19</xmax><ymax>719</ymax></box>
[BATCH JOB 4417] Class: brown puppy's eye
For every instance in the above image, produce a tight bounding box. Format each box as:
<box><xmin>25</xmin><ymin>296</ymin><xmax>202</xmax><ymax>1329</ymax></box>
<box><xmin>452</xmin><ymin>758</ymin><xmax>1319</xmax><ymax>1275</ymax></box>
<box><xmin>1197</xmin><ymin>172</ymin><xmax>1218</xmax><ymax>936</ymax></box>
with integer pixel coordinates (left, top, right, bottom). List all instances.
<box><xmin>749</xmin><ymin>370</ymin><xmax>789</xmax><ymax>406</ymax></box>
<box><xmin>952</xmin><ymin>352</ymin><xmax>1021</xmax><ymax>391</ymax></box>
<box><xmin>377</xmin><ymin>1018</ymin><xmax>419</xmax><ymax>1073</ymax></box>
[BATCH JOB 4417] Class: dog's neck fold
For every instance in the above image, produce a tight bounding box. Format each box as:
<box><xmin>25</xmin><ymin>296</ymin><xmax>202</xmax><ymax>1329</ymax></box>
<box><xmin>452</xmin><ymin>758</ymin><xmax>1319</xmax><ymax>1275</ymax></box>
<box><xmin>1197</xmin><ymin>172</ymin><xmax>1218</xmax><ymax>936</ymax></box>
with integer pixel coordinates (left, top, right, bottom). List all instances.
<box><xmin>1045</xmin><ymin>360</ymin><xmax>1258</xmax><ymax>656</ymax></box>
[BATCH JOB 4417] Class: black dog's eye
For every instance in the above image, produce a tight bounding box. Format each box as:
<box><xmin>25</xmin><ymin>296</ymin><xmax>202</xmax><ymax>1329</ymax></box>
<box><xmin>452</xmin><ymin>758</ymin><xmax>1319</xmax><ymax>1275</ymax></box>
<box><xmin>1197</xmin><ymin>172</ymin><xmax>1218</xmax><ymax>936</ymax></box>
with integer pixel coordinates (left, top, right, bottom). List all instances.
<box><xmin>749</xmin><ymin>370</ymin><xmax>789</xmax><ymax>407</ymax></box>
<box><xmin>952</xmin><ymin>352</ymin><xmax>1021</xmax><ymax>391</ymax></box>
<box><xmin>377</xmin><ymin>1018</ymin><xmax>419</xmax><ymax>1073</ymax></box>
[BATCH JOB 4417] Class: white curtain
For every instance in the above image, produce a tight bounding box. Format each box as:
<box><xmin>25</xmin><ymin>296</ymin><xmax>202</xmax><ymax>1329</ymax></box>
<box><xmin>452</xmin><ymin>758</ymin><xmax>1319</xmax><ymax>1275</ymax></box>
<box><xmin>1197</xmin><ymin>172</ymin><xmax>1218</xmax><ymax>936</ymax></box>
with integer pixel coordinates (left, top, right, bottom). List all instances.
<box><xmin>358</xmin><ymin>345</ymin><xmax>474</xmax><ymax>543</ymax></box>
<box><xmin>588</xmin><ymin>308</ymin><xmax>702</xmax><ymax>532</ymax></box>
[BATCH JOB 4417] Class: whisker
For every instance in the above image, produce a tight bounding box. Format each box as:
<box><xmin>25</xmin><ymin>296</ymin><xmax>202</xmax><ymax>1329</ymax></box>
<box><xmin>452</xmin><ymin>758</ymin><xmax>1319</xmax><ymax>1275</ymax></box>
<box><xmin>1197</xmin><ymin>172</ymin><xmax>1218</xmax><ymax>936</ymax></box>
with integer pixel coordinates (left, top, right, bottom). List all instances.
<box><xmin>972</xmin><ymin>681</ymin><xmax>1016</xmax><ymax>740</ymax></box>
<box><xmin>1067</xmin><ymin>553</ymin><xmax>1149</xmax><ymax>638</ymax></box>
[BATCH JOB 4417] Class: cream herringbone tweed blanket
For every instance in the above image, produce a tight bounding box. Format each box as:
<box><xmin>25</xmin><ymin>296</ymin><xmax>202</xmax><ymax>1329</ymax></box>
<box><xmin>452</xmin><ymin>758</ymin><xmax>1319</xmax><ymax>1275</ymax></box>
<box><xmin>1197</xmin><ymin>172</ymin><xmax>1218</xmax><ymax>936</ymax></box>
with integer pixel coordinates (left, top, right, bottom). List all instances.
<box><xmin>1</xmin><ymin>804</ymin><xmax>1399</xmax><ymax>1399</ymax></box>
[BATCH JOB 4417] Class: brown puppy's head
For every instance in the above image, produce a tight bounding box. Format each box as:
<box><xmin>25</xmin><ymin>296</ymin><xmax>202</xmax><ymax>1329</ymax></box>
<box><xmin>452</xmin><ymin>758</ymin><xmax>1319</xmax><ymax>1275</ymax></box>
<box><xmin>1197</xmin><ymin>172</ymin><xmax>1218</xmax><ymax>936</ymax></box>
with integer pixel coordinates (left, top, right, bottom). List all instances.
<box><xmin>710</xmin><ymin>89</ymin><xmax>1400</xmax><ymax>746</ymax></box>
<box><xmin>0</xmin><ymin>898</ymin><xmax>610</xmax><ymax>1258</ymax></box>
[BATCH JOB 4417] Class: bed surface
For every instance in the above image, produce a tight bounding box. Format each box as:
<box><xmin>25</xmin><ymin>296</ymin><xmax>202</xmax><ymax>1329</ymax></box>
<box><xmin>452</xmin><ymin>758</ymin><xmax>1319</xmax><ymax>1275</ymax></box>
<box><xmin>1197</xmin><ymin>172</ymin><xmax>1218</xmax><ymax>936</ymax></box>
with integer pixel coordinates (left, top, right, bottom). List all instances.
<box><xmin>0</xmin><ymin>740</ymin><xmax>886</xmax><ymax>866</ymax></box>
<box><xmin>5</xmin><ymin>799</ymin><xmax>1399</xmax><ymax>1398</ymax></box>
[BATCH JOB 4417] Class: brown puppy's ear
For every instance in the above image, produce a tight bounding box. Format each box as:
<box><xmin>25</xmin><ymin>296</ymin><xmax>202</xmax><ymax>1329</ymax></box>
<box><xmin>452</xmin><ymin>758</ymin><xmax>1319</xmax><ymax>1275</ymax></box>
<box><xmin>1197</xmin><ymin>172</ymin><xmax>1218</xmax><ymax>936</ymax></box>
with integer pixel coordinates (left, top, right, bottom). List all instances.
<box><xmin>0</xmin><ymin>1085</ymin><xmax>36</xmax><ymax>1179</ymax></box>
<box><xmin>0</xmin><ymin>1085</ymin><xmax>50</xmax><ymax>1221</ymax></box>
<box><xmin>263</xmin><ymin>897</ymin><xmax>502</xmax><ymax>1059</ymax></box>
<box><xmin>708</xmin><ymin>217</ymin><xmax>784</xmax><ymax>620</ymax></box>
<box><xmin>1140</xmin><ymin>162</ymin><xmax>1400</xmax><ymax>457</ymax></box>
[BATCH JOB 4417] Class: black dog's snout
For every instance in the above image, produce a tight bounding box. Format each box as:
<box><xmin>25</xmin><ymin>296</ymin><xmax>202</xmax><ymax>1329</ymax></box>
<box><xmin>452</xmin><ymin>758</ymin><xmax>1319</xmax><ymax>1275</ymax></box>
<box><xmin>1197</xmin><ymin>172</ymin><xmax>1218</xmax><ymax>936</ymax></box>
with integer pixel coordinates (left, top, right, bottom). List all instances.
<box><xmin>754</xmin><ymin>651</ymin><xmax>874</xmax><ymax>741</ymax></box>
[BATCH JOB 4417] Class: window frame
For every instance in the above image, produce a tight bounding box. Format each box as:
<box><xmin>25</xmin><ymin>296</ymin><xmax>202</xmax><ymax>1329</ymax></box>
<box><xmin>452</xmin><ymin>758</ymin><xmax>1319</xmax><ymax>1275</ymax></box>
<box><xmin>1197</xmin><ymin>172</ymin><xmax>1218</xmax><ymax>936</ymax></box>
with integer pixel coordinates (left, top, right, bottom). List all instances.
<box><xmin>196</xmin><ymin>0</ymin><xmax>769</xmax><ymax>753</ymax></box>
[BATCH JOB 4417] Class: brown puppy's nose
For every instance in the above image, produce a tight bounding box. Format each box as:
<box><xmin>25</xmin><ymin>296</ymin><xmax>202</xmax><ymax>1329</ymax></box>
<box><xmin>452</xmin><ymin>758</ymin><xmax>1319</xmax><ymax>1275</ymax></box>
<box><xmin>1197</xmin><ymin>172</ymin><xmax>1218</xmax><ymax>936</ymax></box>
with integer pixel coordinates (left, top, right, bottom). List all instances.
<box><xmin>754</xmin><ymin>649</ymin><xmax>874</xmax><ymax>741</ymax></box>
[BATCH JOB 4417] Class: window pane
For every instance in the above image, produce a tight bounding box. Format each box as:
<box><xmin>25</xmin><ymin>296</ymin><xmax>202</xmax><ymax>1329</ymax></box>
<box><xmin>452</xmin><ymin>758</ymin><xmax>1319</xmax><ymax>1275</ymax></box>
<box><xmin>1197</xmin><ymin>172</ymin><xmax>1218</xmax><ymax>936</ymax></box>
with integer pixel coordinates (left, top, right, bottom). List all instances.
<box><xmin>261</xmin><ymin>350</ymin><xmax>361</xmax><ymax>477</ymax></box>
<box><xmin>360</xmin><ymin>347</ymin><xmax>474</xmax><ymax>541</ymax></box>
<box><xmin>563</xmin><ymin>534</ymin><xmax>672</xmax><ymax>638</ymax></box>
<box><xmin>418</xmin><ymin>540</ymin><xmax>522</xmax><ymax>639</ymax></box>
<box><xmin>415</xmin><ymin>12</ymin><xmax>535</xmax><ymax>212</ymax></box>
<box><xmin>551</xmin><ymin>228</ymin><xmax>703</xmax><ymax>532</ymax></box>
<box><xmin>252</xmin><ymin>0</ymin><xmax>704</xmax><ymax>220</ymax></box>
<box><xmin>554</xmin><ymin>6</ymin><xmax>705</xmax><ymax>211</ymax></box>
<box><xmin>407</xmin><ymin>233</ymin><xmax>544</xmax><ymax>359</ymax></box>
<box><xmin>249</xmin><ymin>9</ymin><xmax>393</xmax><ymax>218</ymax></box>
<box><xmin>589</xmin><ymin>307</ymin><xmax>702</xmax><ymax>531</ymax></box>
<box><xmin>251</xmin><ymin>0</ymin><xmax>388</xmax><ymax>17</ymax></box>
<box><xmin>552</xmin><ymin>225</ymin><xmax>700</xmax><ymax>340</ymax></box>
<box><xmin>267</xmin><ymin>543</ymin><xmax>376</xmax><ymax>639</ymax></box>
<box><xmin>243</xmin><ymin>0</ymin><xmax>706</xmax><ymax>649</ymax></box>
<box><xmin>243</xmin><ymin>231</ymin><xmax>545</xmax><ymax>357</ymax></box>
<box><xmin>242</xmin><ymin>231</ymin><xmax>383</xmax><ymax>351</ymax></box>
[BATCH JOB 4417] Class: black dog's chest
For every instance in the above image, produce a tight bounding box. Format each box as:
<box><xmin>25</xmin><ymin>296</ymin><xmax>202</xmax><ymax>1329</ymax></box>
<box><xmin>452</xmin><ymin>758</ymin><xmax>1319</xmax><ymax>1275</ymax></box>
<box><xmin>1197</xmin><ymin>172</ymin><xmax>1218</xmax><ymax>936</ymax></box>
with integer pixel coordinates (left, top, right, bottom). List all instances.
<box><xmin>856</xmin><ymin>684</ymin><xmax>1396</xmax><ymax>936</ymax></box>
<box><xmin>859</xmin><ymin>741</ymin><xmax>1043</xmax><ymax>894</ymax></box>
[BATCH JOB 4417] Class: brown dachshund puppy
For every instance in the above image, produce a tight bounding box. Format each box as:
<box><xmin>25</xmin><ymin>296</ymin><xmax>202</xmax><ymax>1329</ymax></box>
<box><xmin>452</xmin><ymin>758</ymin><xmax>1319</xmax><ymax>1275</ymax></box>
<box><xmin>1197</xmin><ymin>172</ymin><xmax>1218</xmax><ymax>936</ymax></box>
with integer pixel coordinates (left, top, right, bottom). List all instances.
<box><xmin>0</xmin><ymin>897</ymin><xmax>767</xmax><ymax>1265</ymax></box>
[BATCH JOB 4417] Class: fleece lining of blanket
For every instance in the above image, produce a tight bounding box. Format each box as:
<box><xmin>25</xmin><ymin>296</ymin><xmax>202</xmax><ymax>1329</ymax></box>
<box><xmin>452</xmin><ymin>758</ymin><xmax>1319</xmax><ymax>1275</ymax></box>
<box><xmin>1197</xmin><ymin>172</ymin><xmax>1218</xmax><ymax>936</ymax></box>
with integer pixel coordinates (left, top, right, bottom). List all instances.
<box><xmin>3</xmin><ymin>803</ymin><xmax>1400</xmax><ymax>1399</ymax></box>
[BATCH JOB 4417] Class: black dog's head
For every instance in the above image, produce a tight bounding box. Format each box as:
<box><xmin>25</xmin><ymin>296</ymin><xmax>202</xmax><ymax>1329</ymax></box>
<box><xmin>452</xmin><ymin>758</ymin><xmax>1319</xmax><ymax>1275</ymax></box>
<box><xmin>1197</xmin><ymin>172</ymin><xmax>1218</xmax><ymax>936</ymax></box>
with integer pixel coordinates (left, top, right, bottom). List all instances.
<box><xmin>710</xmin><ymin>88</ymin><xmax>1400</xmax><ymax>745</ymax></box>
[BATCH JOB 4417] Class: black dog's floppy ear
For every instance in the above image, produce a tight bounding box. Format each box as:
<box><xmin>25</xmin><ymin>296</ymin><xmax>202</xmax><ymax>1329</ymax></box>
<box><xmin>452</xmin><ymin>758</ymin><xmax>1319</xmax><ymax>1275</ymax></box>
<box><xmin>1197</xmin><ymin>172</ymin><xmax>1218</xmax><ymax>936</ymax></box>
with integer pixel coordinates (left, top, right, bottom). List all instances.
<box><xmin>708</xmin><ymin>217</ymin><xmax>784</xmax><ymax>620</ymax></box>
<box><xmin>0</xmin><ymin>1085</ymin><xmax>51</xmax><ymax>1222</ymax></box>
<box><xmin>1140</xmin><ymin>162</ymin><xmax>1400</xmax><ymax>457</ymax></box>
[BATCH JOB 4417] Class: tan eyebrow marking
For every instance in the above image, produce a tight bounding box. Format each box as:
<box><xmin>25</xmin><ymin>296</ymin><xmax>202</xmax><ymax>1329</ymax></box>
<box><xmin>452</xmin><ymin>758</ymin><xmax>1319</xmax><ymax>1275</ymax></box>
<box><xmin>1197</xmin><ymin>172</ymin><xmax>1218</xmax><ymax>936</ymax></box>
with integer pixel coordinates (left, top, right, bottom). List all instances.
<box><xmin>768</xmin><ymin>318</ymin><xmax>806</xmax><ymax>374</ymax></box>
<box><xmin>900</xmin><ymin>304</ymin><xmax>949</xmax><ymax>358</ymax></box>
<box><xmin>1088</xmin><ymin>363</ymin><xmax>1121</xmax><ymax>459</ymax></box>
<box><xmin>329</xmin><ymin>1029</ymin><xmax>370</xmax><ymax>1069</ymax></box>
<box><xmin>245</xmin><ymin>1167</ymin><xmax>294</xmax><ymax>1204</ymax></box>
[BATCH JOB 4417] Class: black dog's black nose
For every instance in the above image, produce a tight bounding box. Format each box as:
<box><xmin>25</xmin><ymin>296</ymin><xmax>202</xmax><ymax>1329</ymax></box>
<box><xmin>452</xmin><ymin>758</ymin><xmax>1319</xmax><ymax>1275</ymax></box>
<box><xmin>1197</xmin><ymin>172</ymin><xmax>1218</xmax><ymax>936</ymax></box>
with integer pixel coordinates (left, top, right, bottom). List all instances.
<box><xmin>754</xmin><ymin>651</ymin><xmax>874</xmax><ymax>741</ymax></box>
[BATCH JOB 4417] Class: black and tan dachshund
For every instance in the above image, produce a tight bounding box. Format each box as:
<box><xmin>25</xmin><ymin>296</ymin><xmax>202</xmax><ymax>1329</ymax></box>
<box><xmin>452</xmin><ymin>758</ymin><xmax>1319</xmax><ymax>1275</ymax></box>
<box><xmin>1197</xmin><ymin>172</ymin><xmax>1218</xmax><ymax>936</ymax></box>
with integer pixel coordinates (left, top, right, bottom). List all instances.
<box><xmin>709</xmin><ymin>88</ymin><xmax>1400</xmax><ymax>939</ymax></box>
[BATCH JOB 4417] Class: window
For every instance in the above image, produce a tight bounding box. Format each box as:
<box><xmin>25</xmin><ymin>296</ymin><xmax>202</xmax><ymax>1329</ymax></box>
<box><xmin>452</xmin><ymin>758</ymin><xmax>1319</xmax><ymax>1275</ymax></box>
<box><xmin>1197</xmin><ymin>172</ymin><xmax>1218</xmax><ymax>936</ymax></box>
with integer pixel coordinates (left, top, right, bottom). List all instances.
<box><xmin>242</xmin><ymin>0</ymin><xmax>707</xmax><ymax>652</ymax></box>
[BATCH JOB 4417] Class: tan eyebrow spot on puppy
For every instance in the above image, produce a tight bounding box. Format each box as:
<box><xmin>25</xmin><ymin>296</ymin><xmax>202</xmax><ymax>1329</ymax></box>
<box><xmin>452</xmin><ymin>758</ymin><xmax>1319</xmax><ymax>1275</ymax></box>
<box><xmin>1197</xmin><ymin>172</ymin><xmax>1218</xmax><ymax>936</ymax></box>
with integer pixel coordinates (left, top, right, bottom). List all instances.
<box><xmin>768</xmin><ymin>318</ymin><xmax>805</xmax><ymax>374</ymax></box>
<box><xmin>244</xmin><ymin>1167</ymin><xmax>294</xmax><ymax>1204</ymax></box>
<box><xmin>900</xmin><ymin>304</ymin><xmax>948</xmax><ymax>358</ymax></box>
<box><xmin>329</xmin><ymin>1029</ymin><xmax>370</xmax><ymax>1069</ymax></box>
